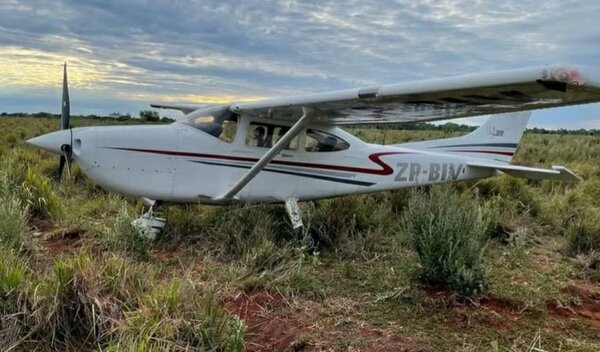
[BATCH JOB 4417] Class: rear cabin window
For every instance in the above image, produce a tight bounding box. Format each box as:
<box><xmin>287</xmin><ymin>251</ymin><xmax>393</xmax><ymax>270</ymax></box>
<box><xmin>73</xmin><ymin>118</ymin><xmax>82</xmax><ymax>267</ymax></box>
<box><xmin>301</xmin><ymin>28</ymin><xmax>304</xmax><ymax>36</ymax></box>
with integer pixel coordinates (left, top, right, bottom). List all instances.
<box><xmin>305</xmin><ymin>129</ymin><xmax>350</xmax><ymax>152</ymax></box>
<box><xmin>246</xmin><ymin>122</ymin><xmax>298</xmax><ymax>150</ymax></box>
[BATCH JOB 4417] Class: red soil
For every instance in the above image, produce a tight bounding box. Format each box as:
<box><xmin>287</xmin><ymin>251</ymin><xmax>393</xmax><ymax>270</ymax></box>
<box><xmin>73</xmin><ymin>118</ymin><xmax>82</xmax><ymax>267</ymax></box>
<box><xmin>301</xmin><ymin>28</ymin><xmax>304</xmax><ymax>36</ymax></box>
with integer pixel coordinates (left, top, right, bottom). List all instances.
<box><xmin>42</xmin><ymin>227</ymin><xmax>83</xmax><ymax>254</ymax></box>
<box><xmin>547</xmin><ymin>282</ymin><xmax>600</xmax><ymax>327</ymax></box>
<box><xmin>224</xmin><ymin>290</ymin><xmax>429</xmax><ymax>351</ymax></box>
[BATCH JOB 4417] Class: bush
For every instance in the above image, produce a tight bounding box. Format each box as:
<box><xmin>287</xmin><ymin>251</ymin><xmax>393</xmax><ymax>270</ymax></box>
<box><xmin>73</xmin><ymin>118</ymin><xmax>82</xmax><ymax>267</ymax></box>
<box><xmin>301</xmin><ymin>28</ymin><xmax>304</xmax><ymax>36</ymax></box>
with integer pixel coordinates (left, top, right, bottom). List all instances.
<box><xmin>402</xmin><ymin>186</ymin><xmax>496</xmax><ymax>295</ymax></box>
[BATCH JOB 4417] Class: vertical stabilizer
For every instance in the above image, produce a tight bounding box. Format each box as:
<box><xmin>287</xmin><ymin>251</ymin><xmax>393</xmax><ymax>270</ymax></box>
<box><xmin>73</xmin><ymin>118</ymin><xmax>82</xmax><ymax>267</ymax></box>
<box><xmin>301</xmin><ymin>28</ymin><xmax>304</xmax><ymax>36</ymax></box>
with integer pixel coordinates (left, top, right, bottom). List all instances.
<box><xmin>397</xmin><ymin>111</ymin><xmax>531</xmax><ymax>163</ymax></box>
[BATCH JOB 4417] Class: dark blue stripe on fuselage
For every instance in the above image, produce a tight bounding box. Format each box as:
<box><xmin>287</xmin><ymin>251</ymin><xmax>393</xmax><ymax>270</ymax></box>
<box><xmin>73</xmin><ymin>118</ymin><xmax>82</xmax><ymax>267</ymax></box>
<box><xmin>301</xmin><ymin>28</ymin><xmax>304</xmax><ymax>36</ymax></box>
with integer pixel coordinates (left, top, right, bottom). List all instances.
<box><xmin>189</xmin><ymin>160</ymin><xmax>375</xmax><ymax>187</ymax></box>
<box><xmin>431</xmin><ymin>143</ymin><xmax>518</xmax><ymax>149</ymax></box>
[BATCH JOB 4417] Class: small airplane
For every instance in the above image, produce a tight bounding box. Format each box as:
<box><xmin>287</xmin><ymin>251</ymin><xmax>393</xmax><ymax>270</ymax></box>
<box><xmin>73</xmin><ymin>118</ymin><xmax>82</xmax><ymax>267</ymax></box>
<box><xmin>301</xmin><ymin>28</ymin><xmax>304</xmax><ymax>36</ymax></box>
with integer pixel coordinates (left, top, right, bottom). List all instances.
<box><xmin>27</xmin><ymin>64</ymin><xmax>600</xmax><ymax>235</ymax></box>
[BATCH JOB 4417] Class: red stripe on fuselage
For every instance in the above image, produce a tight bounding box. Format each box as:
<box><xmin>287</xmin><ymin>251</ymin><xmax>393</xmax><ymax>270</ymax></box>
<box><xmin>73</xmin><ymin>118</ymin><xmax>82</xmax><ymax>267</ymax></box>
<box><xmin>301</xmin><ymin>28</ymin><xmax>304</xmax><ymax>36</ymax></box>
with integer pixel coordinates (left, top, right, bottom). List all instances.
<box><xmin>106</xmin><ymin>147</ymin><xmax>415</xmax><ymax>176</ymax></box>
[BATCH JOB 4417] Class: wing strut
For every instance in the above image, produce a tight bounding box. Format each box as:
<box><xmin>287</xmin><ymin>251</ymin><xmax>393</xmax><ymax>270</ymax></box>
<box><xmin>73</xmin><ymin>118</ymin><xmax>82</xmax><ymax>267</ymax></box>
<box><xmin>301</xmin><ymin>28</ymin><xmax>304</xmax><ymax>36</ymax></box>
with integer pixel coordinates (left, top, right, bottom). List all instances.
<box><xmin>216</xmin><ymin>107</ymin><xmax>314</xmax><ymax>200</ymax></box>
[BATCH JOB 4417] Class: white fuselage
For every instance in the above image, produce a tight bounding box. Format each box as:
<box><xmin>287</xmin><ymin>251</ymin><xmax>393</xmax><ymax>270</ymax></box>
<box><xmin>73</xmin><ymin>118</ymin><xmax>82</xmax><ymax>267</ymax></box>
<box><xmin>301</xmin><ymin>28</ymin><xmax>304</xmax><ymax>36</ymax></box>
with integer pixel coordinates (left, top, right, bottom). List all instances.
<box><xmin>66</xmin><ymin>117</ymin><xmax>495</xmax><ymax>204</ymax></box>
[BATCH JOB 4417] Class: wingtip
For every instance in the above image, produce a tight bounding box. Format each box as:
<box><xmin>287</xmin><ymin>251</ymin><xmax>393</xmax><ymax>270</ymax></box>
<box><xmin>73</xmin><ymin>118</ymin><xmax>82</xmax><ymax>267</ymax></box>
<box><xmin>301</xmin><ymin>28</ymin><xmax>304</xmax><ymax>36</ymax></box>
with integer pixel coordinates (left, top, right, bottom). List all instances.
<box><xmin>552</xmin><ymin>165</ymin><xmax>582</xmax><ymax>182</ymax></box>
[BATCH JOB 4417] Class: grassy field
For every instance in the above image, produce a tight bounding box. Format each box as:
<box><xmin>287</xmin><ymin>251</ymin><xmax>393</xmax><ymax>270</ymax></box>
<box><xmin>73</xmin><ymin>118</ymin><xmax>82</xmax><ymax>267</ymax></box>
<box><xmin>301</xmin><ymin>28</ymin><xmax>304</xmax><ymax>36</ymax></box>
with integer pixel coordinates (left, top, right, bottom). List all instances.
<box><xmin>2</xmin><ymin>116</ymin><xmax>600</xmax><ymax>351</ymax></box>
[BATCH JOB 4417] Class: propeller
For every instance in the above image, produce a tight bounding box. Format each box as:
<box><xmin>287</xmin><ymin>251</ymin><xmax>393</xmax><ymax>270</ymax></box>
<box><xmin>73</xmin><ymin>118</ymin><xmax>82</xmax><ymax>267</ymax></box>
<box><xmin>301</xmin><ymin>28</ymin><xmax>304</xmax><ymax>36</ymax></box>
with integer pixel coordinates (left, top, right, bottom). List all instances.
<box><xmin>58</xmin><ymin>63</ymin><xmax>73</xmax><ymax>182</ymax></box>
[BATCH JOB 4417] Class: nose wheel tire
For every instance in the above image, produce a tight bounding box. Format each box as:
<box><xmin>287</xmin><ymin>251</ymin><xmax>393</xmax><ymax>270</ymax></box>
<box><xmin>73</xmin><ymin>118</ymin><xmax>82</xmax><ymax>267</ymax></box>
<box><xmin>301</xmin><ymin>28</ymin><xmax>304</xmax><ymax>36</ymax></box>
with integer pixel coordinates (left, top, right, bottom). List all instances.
<box><xmin>132</xmin><ymin>200</ymin><xmax>166</xmax><ymax>240</ymax></box>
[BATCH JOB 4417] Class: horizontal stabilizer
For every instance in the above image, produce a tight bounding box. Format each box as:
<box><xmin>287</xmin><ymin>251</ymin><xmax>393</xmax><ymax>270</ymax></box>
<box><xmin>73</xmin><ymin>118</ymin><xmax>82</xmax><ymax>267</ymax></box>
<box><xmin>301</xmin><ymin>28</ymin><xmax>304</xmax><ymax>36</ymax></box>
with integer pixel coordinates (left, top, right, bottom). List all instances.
<box><xmin>467</xmin><ymin>161</ymin><xmax>581</xmax><ymax>182</ymax></box>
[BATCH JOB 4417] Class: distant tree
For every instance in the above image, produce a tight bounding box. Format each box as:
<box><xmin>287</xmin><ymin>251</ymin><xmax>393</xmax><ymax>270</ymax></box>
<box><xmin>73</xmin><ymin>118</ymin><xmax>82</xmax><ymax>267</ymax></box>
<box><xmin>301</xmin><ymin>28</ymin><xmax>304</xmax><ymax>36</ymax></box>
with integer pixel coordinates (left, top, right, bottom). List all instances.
<box><xmin>139</xmin><ymin>110</ymin><xmax>160</xmax><ymax>122</ymax></box>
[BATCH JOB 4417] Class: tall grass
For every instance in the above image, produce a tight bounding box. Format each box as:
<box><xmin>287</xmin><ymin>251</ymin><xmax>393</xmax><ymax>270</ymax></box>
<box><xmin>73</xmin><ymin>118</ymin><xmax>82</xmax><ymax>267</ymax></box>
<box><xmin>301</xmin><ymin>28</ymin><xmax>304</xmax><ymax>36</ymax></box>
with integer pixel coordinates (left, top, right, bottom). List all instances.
<box><xmin>20</xmin><ymin>167</ymin><xmax>64</xmax><ymax>220</ymax></box>
<box><xmin>566</xmin><ymin>210</ymin><xmax>600</xmax><ymax>255</ymax></box>
<box><xmin>101</xmin><ymin>206</ymin><xmax>152</xmax><ymax>261</ymax></box>
<box><xmin>119</xmin><ymin>279</ymin><xmax>245</xmax><ymax>351</ymax></box>
<box><xmin>0</xmin><ymin>248</ymin><xmax>246</xmax><ymax>351</ymax></box>
<box><xmin>403</xmin><ymin>186</ymin><xmax>496</xmax><ymax>295</ymax></box>
<box><xmin>3</xmin><ymin>116</ymin><xmax>600</xmax><ymax>349</ymax></box>
<box><xmin>0</xmin><ymin>174</ymin><xmax>29</xmax><ymax>252</ymax></box>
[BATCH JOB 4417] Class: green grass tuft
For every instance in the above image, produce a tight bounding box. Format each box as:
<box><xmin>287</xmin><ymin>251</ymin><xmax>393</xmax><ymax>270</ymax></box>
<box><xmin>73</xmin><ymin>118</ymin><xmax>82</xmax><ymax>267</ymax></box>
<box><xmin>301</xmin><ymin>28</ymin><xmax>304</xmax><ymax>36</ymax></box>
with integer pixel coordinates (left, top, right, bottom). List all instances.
<box><xmin>101</xmin><ymin>207</ymin><xmax>153</xmax><ymax>261</ymax></box>
<box><xmin>403</xmin><ymin>186</ymin><xmax>496</xmax><ymax>295</ymax></box>
<box><xmin>0</xmin><ymin>174</ymin><xmax>29</xmax><ymax>252</ymax></box>
<box><xmin>20</xmin><ymin>167</ymin><xmax>65</xmax><ymax>221</ymax></box>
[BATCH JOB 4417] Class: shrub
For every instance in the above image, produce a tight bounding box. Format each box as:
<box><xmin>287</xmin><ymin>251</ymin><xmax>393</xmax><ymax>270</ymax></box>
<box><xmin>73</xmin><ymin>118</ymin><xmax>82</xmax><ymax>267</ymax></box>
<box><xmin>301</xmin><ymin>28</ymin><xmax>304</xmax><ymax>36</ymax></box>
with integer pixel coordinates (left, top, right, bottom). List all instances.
<box><xmin>402</xmin><ymin>186</ymin><xmax>496</xmax><ymax>295</ymax></box>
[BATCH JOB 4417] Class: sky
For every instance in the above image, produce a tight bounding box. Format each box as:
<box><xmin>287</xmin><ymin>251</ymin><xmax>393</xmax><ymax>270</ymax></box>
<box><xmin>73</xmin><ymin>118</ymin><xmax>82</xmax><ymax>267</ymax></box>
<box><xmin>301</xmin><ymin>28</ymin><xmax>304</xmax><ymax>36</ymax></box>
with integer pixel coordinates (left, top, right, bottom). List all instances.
<box><xmin>1</xmin><ymin>0</ymin><xmax>600</xmax><ymax>129</ymax></box>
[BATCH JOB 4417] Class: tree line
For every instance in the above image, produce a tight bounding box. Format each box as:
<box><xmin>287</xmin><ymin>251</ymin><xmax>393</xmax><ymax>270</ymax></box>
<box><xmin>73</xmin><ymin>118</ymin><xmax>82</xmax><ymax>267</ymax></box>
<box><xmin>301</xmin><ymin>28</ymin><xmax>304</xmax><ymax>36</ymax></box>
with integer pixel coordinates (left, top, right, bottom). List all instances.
<box><xmin>0</xmin><ymin>110</ymin><xmax>174</xmax><ymax>123</ymax></box>
<box><xmin>2</xmin><ymin>111</ymin><xmax>600</xmax><ymax>136</ymax></box>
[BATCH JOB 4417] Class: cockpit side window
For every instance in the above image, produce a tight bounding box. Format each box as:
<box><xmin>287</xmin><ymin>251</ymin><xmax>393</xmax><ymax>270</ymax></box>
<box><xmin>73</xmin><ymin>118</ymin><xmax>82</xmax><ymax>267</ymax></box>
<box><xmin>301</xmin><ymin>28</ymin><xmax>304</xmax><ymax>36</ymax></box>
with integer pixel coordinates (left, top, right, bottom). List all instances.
<box><xmin>246</xmin><ymin>122</ymin><xmax>298</xmax><ymax>150</ymax></box>
<box><xmin>305</xmin><ymin>129</ymin><xmax>350</xmax><ymax>152</ymax></box>
<box><xmin>182</xmin><ymin>107</ymin><xmax>238</xmax><ymax>143</ymax></box>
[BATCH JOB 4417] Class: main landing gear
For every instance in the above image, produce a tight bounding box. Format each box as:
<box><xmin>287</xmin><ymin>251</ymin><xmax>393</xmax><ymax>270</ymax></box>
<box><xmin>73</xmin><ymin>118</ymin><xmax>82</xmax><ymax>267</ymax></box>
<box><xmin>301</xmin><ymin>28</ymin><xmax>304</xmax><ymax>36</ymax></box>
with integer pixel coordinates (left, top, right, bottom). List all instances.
<box><xmin>132</xmin><ymin>198</ymin><xmax>166</xmax><ymax>240</ymax></box>
<box><xmin>285</xmin><ymin>198</ymin><xmax>319</xmax><ymax>251</ymax></box>
<box><xmin>284</xmin><ymin>198</ymin><xmax>304</xmax><ymax>230</ymax></box>
<box><xmin>131</xmin><ymin>198</ymin><xmax>310</xmax><ymax>241</ymax></box>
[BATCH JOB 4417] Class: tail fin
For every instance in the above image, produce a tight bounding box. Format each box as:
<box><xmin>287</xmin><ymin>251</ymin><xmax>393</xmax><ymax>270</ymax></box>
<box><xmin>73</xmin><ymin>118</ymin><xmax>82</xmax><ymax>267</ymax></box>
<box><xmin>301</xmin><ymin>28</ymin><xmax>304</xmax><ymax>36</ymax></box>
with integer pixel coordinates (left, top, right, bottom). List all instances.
<box><xmin>397</xmin><ymin>111</ymin><xmax>531</xmax><ymax>163</ymax></box>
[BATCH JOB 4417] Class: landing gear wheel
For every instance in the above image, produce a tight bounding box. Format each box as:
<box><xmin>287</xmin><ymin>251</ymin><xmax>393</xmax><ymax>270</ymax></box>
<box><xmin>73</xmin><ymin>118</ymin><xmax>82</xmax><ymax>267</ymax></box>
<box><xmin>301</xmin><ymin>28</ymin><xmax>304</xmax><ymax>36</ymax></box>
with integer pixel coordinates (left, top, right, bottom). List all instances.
<box><xmin>132</xmin><ymin>199</ymin><xmax>166</xmax><ymax>240</ymax></box>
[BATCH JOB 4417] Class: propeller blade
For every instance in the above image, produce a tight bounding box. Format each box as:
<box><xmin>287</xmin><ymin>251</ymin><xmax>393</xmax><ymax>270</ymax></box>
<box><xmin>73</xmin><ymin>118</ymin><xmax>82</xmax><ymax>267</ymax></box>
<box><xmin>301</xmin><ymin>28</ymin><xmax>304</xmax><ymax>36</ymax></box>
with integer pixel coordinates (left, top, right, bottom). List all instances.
<box><xmin>57</xmin><ymin>64</ymin><xmax>73</xmax><ymax>182</ymax></box>
<box><xmin>61</xmin><ymin>62</ymin><xmax>70</xmax><ymax>130</ymax></box>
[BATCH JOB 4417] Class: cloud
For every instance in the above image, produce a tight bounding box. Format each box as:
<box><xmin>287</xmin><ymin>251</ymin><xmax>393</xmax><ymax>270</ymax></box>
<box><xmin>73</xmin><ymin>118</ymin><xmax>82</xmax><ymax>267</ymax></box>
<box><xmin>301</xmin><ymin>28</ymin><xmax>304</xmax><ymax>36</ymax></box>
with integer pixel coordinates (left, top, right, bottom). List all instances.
<box><xmin>0</xmin><ymin>0</ymin><xmax>600</xmax><ymax>126</ymax></box>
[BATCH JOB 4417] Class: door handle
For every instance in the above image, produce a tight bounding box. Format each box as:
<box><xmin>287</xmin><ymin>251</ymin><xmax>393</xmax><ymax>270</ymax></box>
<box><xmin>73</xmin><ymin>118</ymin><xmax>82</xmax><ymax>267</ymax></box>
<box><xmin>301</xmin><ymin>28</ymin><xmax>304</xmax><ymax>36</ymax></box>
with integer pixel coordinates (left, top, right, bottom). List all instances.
<box><xmin>280</xmin><ymin>152</ymin><xmax>293</xmax><ymax>158</ymax></box>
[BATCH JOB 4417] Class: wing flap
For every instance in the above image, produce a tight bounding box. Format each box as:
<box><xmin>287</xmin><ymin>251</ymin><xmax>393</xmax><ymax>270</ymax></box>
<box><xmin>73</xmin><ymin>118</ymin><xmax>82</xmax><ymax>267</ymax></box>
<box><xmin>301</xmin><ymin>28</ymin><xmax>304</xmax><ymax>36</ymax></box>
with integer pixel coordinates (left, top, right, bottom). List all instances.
<box><xmin>467</xmin><ymin>161</ymin><xmax>581</xmax><ymax>182</ymax></box>
<box><xmin>230</xmin><ymin>64</ymin><xmax>600</xmax><ymax>125</ymax></box>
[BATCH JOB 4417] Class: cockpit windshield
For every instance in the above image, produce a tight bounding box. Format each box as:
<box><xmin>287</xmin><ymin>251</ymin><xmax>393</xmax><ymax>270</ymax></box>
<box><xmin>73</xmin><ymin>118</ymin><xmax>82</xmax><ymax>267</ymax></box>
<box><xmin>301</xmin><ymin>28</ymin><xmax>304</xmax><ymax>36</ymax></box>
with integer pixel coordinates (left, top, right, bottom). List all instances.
<box><xmin>182</xmin><ymin>106</ymin><xmax>238</xmax><ymax>143</ymax></box>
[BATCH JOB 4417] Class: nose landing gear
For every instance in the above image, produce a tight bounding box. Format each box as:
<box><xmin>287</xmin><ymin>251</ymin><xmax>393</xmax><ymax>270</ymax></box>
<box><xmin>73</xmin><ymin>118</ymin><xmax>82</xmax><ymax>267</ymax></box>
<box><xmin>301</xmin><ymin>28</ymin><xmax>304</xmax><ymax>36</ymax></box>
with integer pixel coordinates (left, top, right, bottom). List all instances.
<box><xmin>132</xmin><ymin>198</ymin><xmax>166</xmax><ymax>240</ymax></box>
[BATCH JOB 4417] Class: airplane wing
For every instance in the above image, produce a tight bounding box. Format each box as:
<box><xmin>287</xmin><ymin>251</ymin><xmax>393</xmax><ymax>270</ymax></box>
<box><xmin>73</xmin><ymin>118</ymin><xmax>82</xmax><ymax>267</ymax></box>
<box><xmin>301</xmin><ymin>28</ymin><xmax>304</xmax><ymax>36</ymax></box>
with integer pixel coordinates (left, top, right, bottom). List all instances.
<box><xmin>150</xmin><ymin>103</ymin><xmax>218</xmax><ymax>115</ymax></box>
<box><xmin>467</xmin><ymin>161</ymin><xmax>581</xmax><ymax>182</ymax></box>
<box><xmin>230</xmin><ymin>64</ymin><xmax>600</xmax><ymax>125</ymax></box>
<box><xmin>216</xmin><ymin>64</ymin><xmax>596</xmax><ymax>200</ymax></box>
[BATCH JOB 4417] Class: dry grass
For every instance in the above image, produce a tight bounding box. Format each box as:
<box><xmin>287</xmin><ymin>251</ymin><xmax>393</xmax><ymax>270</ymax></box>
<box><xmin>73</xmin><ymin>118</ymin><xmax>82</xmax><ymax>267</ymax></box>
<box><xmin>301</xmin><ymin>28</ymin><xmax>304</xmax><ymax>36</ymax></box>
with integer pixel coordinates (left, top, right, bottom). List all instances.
<box><xmin>0</xmin><ymin>116</ymin><xmax>600</xmax><ymax>351</ymax></box>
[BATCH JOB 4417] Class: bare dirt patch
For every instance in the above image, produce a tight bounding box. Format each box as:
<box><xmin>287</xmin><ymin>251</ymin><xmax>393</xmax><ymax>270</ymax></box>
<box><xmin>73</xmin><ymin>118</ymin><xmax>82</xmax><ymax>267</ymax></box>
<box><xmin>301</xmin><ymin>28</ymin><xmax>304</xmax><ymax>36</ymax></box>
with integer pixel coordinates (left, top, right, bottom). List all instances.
<box><xmin>41</xmin><ymin>227</ymin><xmax>83</xmax><ymax>254</ymax></box>
<box><xmin>224</xmin><ymin>290</ymin><xmax>430</xmax><ymax>351</ymax></box>
<box><xmin>224</xmin><ymin>290</ymin><xmax>305</xmax><ymax>352</ymax></box>
<box><xmin>427</xmin><ymin>290</ymin><xmax>527</xmax><ymax>330</ymax></box>
<box><xmin>29</xmin><ymin>217</ymin><xmax>53</xmax><ymax>233</ymax></box>
<box><xmin>151</xmin><ymin>248</ymin><xmax>178</xmax><ymax>262</ymax></box>
<box><xmin>547</xmin><ymin>282</ymin><xmax>600</xmax><ymax>327</ymax></box>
